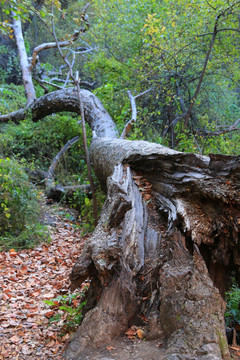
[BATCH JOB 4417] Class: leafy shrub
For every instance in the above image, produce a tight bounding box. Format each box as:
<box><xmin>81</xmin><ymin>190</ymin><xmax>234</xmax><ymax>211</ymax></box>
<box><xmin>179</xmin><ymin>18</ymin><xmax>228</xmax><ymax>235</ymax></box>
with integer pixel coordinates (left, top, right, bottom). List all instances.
<box><xmin>225</xmin><ymin>284</ymin><xmax>240</xmax><ymax>327</ymax></box>
<box><xmin>0</xmin><ymin>158</ymin><xmax>48</xmax><ymax>249</ymax></box>
<box><xmin>44</xmin><ymin>288</ymin><xmax>88</xmax><ymax>334</ymax></box>
<box><xmin>0</xmin><ymin>46</ymin><xmax>22</xmax><ymax>84</ymax></box>
<box><xmin>0</xmin><ymin>113</ymin><xmax>83</xmax><ymax>175</ymax></box>
<box><xmin>0</xmin><ymin>84</ymin><xmax>26</xmax><ymax>114</ymax></box>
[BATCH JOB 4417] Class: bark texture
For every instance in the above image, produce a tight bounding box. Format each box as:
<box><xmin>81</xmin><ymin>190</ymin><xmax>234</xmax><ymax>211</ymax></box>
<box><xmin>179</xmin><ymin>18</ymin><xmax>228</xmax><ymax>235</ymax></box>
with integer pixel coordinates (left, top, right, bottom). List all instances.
<box><xmin>11</xmin><ymin>11</ymin><xmax>36</xmax><ymax>103</ymax></box>
<box><xmin>65</xmin><ymin>138</ymin><xmax>240</xmax><ymax>360</ymax></box>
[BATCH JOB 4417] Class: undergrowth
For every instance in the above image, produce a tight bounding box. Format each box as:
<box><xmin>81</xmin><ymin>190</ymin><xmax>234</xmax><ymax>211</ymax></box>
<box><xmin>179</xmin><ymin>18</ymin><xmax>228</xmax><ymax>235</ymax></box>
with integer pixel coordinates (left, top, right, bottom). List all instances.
<box><xmin>0</xmin><ymin>157</ymin><xmax>49</xmax><ymax>250</ymax></box>
<box><xmin>44</xmin><ymin>285</ymin><xmax>89</xmax><ymax>334</ymax></box>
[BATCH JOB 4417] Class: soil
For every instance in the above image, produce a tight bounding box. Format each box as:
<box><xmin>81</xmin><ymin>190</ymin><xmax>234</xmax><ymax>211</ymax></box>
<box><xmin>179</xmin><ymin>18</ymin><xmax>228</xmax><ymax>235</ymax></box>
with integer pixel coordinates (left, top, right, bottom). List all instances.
<box><xmin>75</xmin><ymin>338</ymin><xmax>167</xmax><ymax>360</ymax></box>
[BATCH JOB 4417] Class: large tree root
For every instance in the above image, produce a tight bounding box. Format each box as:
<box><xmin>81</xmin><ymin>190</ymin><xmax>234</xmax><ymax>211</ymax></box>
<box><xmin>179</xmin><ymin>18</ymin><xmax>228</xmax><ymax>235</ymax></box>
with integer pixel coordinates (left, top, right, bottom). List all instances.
<box><xmin>64</xmin><ymin>142</ymin><xmax>240</xmax><ymax>359</ymax></box>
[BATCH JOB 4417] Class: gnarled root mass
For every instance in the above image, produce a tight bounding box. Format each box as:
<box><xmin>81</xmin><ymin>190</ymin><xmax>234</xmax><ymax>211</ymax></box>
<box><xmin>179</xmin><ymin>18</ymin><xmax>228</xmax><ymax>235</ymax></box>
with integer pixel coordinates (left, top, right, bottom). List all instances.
<box><xmin>65</xmin><ymin>140</ymin><xmax>240</xmax><ymax>360</ymax></box>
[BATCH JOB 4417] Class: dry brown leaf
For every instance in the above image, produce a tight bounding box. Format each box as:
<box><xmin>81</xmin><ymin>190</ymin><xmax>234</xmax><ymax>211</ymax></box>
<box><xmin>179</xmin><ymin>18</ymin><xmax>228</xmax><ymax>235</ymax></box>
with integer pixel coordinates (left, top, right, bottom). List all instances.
<box><xmin>0</xmin><ymin>206</ymin><xmax>86</xmax><ymax>359</ymax></box>
<box><xmin>106</xmin><ymin>346</ymin><xmax>115</xmax><ymax>351</ymax></box>
<box><xmin>136</xmin><ymin>329</ymin><xmax>145</xmax><ymax>339</ymax></box>
<box><xmin>9</xmin><ymin>335</ymin><xmax>20</xmax><ymax>343</ymax></box>
<box><xmin>125</xmin><ymin>326</ymin><xmax>137</xmax><ymax>338</ymax></box>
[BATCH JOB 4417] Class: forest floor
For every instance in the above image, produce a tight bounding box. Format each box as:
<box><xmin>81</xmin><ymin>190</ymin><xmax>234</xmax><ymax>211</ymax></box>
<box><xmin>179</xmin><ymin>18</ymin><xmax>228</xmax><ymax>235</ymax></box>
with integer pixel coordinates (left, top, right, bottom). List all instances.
<box><xmin>0</xmin><ymin>202</ymin><xmax>85</xmax><ymax>360</ymax></box>
<box><xmin>0</xmin><ymin>200</ymin><xmax>240</xmax><ymax>360</ymax></box>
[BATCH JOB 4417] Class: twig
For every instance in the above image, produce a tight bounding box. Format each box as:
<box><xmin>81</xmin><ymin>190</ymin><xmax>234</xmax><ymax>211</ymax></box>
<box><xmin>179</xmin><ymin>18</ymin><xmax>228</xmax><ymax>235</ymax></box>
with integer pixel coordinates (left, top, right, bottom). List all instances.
<box><xmin>75</xmin><ymin>71</ymin><xmax>98</xmax><ymax>225</ymax></box>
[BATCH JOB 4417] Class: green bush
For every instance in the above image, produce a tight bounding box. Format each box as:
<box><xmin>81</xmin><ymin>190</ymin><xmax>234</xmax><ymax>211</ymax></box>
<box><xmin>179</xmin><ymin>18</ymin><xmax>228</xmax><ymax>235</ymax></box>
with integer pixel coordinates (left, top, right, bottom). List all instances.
<box><xmin>0</xmin><ymin>158</ymin><xmax>48</xmax><ymax>250</ymax></box>
<box><xmin>0</xmin><ymin>114</ymin><xmax>83</xmax><ymax>176</ymax></box>
<box><xmin>225</xmin><ymin>284</ymin><xmax>240</xmax><ymax>327</ymax></box>
<box><xmin>44</xmin><ymin>289</ymin><xmax>88</xmax><ymax>334</ymax></box>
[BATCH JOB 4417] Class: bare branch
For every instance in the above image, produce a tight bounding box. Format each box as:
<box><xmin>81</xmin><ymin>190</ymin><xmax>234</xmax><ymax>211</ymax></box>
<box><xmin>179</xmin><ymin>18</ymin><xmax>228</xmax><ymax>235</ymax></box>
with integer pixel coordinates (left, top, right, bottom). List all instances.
<box><xmin>205</xmin><ymin>0</ymin><xmax>217</xmax><ymax>11</ymax></box>
<box><xmin>163</xmin><ymin>114</ymin><xmax>183</xmax><ymax>137</ymax></box>
<box><xmin>134</xmin><ymin>88</ymin><xmax>152</xmax><ymax>99</ymax></box>
<box><xmin>36</xmin><ymin>77</ymin><xmax>95</xmax><ymax>91</ymax></box>
<box><xmin>33</xmin><ymin>76</ymin><xmax>51</xmax><ymax>92</ymax></box>
<box><xmin>46</xmin><ymin>136</ymin><xmax>80</xmax><ymax>186</ymax></box>
<box><xmin>184</xmin><ymin>13</ymin><xmax>220</xmax><ymax>127</ymax></box>
<box><xmin>121</xmin><ymin>88</ymin><xmax>152</xmax><ymax>139</ymax></box>
<box><xmin>31</xmin><ymin>3</ymin><xmax>91</xmax><ymax>69</ymax></box>
<box><xmin>51</xmin><ymin>5</ymin><xmax>98</xmax><ymax>225</ymax></box>
<box><xmin>75</xmin><ymin>72</ymin><xmax>98</xmax><ymax>225</ymax></box>
<box><xmin>194</xmin><ymin>118</ymin><xmax>240</xmax><ymax>136</ymax></box>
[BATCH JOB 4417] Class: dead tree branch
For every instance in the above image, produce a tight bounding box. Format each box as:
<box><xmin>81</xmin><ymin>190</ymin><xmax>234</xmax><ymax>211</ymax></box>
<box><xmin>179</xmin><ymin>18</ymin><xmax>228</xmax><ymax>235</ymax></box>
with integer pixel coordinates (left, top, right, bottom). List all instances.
<box><xmin>46</xmin><ymin>136</ymin><xmax>80</xmax><ymax>184</ymax></box>
<box><xmin>194</xmin><ymin>118</ymin><xmax>240</xmax><ymax>136</ymax></box>
<box><xmin>30</xmin><ymin>3</ymin><xmax>90</xmax><ymax>70</ymax></box>
<box><xmin>51</xmin><ymin>5</ymin><xmax>98</xmax><ymax>225</ymax></box>
<box><xmin>121</xmin><ymin>88</ymin><xmax>152</xmax><ymax>139</ymax></box>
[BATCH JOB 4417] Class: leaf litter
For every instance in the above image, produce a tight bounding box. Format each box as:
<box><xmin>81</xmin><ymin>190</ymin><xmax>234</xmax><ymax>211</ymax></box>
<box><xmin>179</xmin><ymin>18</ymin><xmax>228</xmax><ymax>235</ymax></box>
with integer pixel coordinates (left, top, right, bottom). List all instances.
<box><xmin>0</xmin><ymin>207</ymin><xmax>87</xmax><ymax>360</ymax></box>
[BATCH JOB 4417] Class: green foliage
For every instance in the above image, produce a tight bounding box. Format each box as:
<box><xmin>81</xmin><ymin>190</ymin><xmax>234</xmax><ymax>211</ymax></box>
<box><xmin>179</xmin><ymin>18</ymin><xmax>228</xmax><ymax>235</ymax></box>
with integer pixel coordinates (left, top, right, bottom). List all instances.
<box><xmin>175</xmin><ymin>118</ymin><xmax>240</xmax><ymax>156</ymax></box>
<box><xmin>44</xmin><ymin>289</ymin><xmax>87</xmax><ymax>334</ymax></box>
<box><xmin>0</xmin><ymin>105</ymin><xmax>82</xmax><ymax>176</ymax></box>
<box><xmin>0</xmin><ymin>46</ymin><xmax>22</xmax><ymax>84</ymax></box>
<box><xmin>86</xmin><ymin>0</ymin><xmax>240</xmax><ymax>151</ymax></box>
<box><xmin>0</xmin><ymin>158</ymin><xmax>49</xmax><ymax>250</ymax></box>
<box><xmin>0</xmin><ymin>84</ymin><xmax>26</xmax><ymax>114</ymax></box>
<box><xmin>68</xmin><ymin>182</ymin><xmax>105</xmax><ymax>234</ymax></box>
<box><xmin>225</xmin><ymin>284</ymin><xmax>240</xmax><ymax>326</ymax></box>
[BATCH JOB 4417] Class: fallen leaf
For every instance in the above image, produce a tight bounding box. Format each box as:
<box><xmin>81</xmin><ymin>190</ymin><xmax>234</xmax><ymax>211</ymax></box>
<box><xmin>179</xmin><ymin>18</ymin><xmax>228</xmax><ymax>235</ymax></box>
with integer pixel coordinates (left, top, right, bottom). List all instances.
<box><xmin>9</xmin><ymin>335</ymin><xmax>20</xmax><ymax>343</ymax></box>
<box><xmin>0</xmin><ymin>203</ymin><xmax>86</xmax><ymax>359</ymax></box>
<box><xmin>106</xmin><ymin>346</ymin><xmax>115</xmax><ymax>351</ymax></box>
<box><xmin>9</xmin><ymin>248</ymin><xmax>17</xmax><ymax>253</ymax></box>
<box><xmin>45</xmin><ymin>310</ymin><xmax>55</xmax><ymax>318</ymax></box>
<box><xmin>136</xmin><ymin>328</ymin><xmax>145</xmax><ymax>339</ymax></box>
<box><xmin>125</xmin><ymin>327</ymin><xmax>137</xmax><ymax>337</ymax></box>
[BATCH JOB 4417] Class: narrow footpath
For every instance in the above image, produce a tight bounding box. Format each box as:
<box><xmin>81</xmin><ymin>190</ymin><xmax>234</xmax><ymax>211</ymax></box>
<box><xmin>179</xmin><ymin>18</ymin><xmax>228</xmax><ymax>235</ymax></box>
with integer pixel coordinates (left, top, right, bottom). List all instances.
<box><xmin>0</xmin><ymin>206</ymin><xmax>85</xmax><ymax>360</ymax></box>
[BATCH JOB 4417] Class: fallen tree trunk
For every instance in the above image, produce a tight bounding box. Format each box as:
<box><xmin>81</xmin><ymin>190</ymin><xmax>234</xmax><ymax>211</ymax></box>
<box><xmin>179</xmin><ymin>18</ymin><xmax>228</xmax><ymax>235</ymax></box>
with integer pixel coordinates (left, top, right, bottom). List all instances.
<box><xmin>1</xmin><ymin>87</ymin><xmax>239</xmax><ymax>359</ymax></box>
<box><xmin>0</xmin><ymin>88</ymin><xmax>118</xmax><ymax>139</ymax></box>
<box><xmin>64</xmin><ymin>137</ymin><xmax>240</xmax><ymax>360</ymax></box>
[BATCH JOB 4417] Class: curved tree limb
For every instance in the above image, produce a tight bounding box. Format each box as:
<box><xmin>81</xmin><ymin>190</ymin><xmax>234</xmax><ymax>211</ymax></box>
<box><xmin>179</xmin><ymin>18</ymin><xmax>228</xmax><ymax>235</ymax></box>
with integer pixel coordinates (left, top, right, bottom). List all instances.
<box><xmin>46</xmin><ymin>136</ymin><xmax>80</xmax><ymax>185</ymax></box>
<box><xmin>0</xmin><ymin>88</ymin><xmax>119</xmax><ymax>138</ymax></box>
<box><xmin>121</xmin><ymin>88</ymin><xmax>152</xmax><ymax>139</ymax></box>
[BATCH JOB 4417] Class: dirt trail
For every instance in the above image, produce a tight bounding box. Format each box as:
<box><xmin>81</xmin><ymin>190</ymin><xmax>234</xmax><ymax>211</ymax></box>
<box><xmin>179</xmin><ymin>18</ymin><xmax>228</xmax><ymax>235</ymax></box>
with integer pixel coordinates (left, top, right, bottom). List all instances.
<box><xmin>73</xmin><ymin>338</ymin><xmax>167</xmax><ymax>360</ymax></box>
<box><xmin>0</xmin><ymin>205</ymin><xmax>85</xmax><ymax>360</ymax></box>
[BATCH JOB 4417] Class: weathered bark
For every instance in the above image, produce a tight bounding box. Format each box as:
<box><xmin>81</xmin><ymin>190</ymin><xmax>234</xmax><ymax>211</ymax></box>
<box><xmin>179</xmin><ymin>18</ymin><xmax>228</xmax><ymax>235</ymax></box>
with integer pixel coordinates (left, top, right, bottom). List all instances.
<box><xmin>65</xmin><ymin>138</ymin><xmax>240</xmax><ymax>359</ymax></box>
<box><xmin>1</xmin><ymin>86</ymin><xmax>239</xmax><ymax>358</ymax></box>
<box><xmin>0</xmin><ymin>88</ymin><xmax>118</xmax><ymax>138</ymax></box>
<box><xmin>11</xmin><ymin>10</ymin><xmax>36</xmax><ymax>103</ymax></box>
